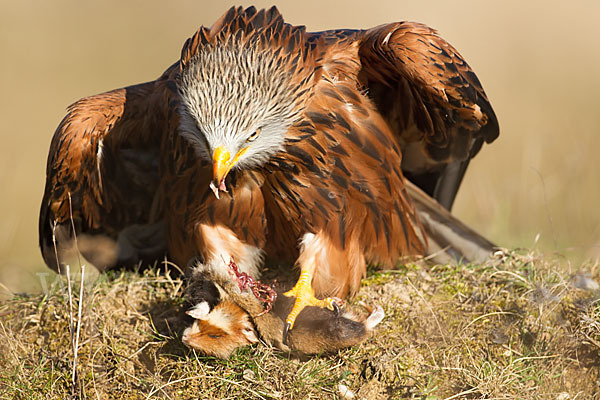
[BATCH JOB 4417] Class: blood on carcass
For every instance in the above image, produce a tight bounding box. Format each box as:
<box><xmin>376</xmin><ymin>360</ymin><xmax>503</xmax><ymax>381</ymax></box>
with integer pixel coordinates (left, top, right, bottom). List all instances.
<box><xmin>228</xmin><ymin>259</ymin><xmax>277</xmax><ymax>316</ymax></box>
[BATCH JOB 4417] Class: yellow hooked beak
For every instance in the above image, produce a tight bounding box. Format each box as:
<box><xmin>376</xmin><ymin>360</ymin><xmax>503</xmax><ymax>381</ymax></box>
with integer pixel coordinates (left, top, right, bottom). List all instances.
<box><xmin>210</xmin><ymin>146</ymin><xmax>248</xmax><ymax>199</ymax></box>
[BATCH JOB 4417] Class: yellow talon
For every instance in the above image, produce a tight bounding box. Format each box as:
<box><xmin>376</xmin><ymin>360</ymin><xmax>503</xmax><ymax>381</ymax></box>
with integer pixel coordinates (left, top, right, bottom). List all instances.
<box><xmin>283</xmin><ymin>271</ymin><xmax>338</xmax><ymax>331</ymax></box>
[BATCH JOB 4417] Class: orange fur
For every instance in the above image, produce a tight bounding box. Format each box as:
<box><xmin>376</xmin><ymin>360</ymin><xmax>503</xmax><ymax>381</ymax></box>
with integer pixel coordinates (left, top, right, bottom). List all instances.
<box><xmin>182</xmin><ymin>300</ymin><xmax>257</xmax><ymax>358</ymax></box>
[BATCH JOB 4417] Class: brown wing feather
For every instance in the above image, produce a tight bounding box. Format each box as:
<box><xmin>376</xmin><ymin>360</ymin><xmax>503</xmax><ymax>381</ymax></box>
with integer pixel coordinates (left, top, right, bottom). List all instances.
<box><xmin>356</xmin><ymin>22</ymin><xmax>499</xmax><ymax>208</ymax></box>
<box><xmin>358</xmin><ymin>22</ymin><xmax>498</xmax><ymax>158</ymax></box>
<box><xmin>39</xmin><ymin>64</ymin><xmax>178</xmax><ymax>272</ymax></box>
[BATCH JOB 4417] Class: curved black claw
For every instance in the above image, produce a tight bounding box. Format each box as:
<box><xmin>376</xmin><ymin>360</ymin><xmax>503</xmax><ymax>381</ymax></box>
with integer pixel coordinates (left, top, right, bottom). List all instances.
<box><xmin>282</xmin><ymin>322</ymin><xmax>291</xmax><ymax>345</ymax></box>
<box><xmin>332</xmin><ymin>301</ymin><xmax>341</xmax><ymax>315</ymax></box>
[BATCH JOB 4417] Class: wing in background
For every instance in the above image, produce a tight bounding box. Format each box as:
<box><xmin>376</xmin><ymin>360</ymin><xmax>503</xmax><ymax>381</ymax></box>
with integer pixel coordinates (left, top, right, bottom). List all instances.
<box><xmin>357</xmin><ymin>22</ymin><xmax>499</xmax><ymax>210</ymax></box>
<box><xmin>39</xmin><ymin>64</ymin><xmax>179</xmax><ymax>272</ymax></box>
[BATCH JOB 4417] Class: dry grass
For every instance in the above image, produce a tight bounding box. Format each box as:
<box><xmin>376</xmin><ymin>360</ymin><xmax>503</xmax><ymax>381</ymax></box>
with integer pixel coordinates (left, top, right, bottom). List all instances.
<box><xmin>0</xmin><ymin>251</ymin><xmax>598</xmax><ymax>399</ymax></box>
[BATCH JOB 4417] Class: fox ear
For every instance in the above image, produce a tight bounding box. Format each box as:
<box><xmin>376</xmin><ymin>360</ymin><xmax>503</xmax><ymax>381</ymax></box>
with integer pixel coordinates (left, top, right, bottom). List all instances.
<box><xmin>363</xmin><ymin>304</ymin><xmax>385</xmax><ymax>330</ymax></box>
<box><xmin>242</xmin><ymin>326</ymin><xmax>259</xmax><ymax>343</ymax></box>
<box><xmin>186</xmin><ymin>301</ymin><xmax>210</xmax><ymax>319</ymax></box>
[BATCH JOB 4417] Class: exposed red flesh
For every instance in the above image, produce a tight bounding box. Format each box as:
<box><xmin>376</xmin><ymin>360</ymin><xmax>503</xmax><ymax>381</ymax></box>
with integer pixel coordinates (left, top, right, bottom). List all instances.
<box><xmin>227</xmin><ymin>258</ymin><xmax>277</xmax><ymax>316</ymax></box>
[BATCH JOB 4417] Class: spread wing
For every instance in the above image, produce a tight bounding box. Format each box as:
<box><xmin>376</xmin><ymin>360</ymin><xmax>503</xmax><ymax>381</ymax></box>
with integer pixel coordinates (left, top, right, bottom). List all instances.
<box><xmin>39</xmin><ymin>64</ymin><xmax>179</xmax><ymax>272</ymax></box>
<box><xmin>356</xmin><ymin>22</ymin><xmax>499</xmax><ymax>209</ymax></box>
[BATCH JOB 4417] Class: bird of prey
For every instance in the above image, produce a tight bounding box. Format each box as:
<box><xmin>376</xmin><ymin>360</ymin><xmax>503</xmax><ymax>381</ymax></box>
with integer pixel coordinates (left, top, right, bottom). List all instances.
<box><xmin>39</xmin><ymin>6</ymin><xmax>498</xmax><ymax>352</ymax></box>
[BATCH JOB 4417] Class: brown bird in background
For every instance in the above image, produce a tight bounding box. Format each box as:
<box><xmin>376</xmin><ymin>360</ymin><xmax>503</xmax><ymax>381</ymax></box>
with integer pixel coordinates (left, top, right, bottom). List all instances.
<box><xmin>39</xmin><ymin>6</ymin><xmax>498</xmax><ymax>355</ymax></box>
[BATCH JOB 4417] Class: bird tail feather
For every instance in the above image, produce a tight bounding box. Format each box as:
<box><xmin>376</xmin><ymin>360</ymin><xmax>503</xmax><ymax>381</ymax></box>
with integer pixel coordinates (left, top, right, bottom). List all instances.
<box><xmin>406</xmin><ymin>180</ymin><xmax>496</xmax><ymax>264</ymax></box>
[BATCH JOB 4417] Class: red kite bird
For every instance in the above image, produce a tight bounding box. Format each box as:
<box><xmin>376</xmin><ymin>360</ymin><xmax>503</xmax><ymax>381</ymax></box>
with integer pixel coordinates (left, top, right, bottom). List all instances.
<box><xmin>39</xmin><ymin>6</ymin><xmax>498</xmax><ymax>355</ymax></box>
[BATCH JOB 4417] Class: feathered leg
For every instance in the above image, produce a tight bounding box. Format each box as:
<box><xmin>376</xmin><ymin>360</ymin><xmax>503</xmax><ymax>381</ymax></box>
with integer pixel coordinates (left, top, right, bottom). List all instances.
<box><xmin>282</xmin><ymin>232</ymin><xmax>343</xmax><ymax>342</ymax></box>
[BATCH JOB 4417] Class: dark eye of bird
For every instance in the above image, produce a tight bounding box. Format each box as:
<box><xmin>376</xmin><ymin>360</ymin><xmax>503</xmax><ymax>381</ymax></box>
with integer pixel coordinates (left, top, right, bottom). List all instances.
<box><xmin>246</xmin><ymin>127</ymin><xmax>262</xmax><ymax>142</ymax></box>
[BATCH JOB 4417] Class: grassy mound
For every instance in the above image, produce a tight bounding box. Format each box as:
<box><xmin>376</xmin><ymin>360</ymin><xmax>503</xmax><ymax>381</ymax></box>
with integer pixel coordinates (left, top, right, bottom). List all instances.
<box><xmin>0</xmin><ymin>251</ymin><xmax>598</xmax><ymax>399</ymax></box>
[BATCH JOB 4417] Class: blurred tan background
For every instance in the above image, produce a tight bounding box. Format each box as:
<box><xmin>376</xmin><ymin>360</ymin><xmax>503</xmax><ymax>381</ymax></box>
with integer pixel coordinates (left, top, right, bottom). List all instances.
<box><xmin>1</xmin><ymin>1</ymin><xmax>599</xmax><ymax>295</ymax></box>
